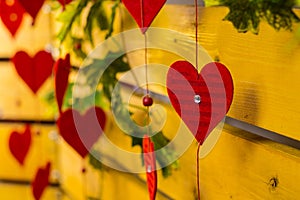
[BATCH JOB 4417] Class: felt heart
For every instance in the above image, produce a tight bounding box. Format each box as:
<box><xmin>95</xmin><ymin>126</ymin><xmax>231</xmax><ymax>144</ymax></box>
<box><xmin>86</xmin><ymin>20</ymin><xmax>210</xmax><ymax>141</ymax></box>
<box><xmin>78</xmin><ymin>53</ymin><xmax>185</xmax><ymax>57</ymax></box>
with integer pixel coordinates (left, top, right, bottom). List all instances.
<box><xmin>18</xmin><ymin>0</ymin><xmax>45</xmax><ymax>23</ymax></box>
<box><xmin>166</xmin><ymin>61</ymin><xmax>234</xmax><ymax>144</ymax></box>
<box><xmin>57</xmin><ymin>107</ymin><xmax>106</xmax><ymax>158</ymax></box>
<box><xmin>54</xmin><ymin>54</ymin><xmax>71</xmax><ymax>113</ymax></box>
<box><xmin>122</xmin><ymin>0</ymin><xmax>166</xmax><ymax>33</ymax></box>
<box><xmin>12</xmin><ymin>50</ymin><xmax>54</xmax><ymax>94</ymax></box>
<box><xmin>9</xmin><ymin>124</ymin><xmax>32</xmax><ymax>165</ymax></box>
<box><xmin>57</xmin><ymin>0</ymin><xmax>72</xmax><ymax>9</ymax></box>
<box><xmin>32</xmin><ymin>162</ymin><xmax>51</xmax><ymax>200</ymax></box>
<box><xmin>143</xmin><ymin>135</ymin><xmax>157</xmax><ymax>200</ymax></box>
<box><xmin>0</xmin><ymin>0</ymin><xmax>25</xmax><ymax>37</ymax></box>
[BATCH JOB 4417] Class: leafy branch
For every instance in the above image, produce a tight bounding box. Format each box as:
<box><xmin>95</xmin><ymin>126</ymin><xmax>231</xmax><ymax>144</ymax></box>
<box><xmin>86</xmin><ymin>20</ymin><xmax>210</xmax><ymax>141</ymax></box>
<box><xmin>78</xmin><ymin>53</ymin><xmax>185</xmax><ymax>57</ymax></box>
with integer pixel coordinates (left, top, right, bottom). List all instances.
<box><xmin>206</xmin><ymin>0</ymin><xmax>300</xmax><ymax>34</ymax></box>
<box><xmin>63</xmin><ymin>52</ymin><xmax>178</xmax><ymax>177</ymax></box>
<box><xmin>55</xmin><ymin>0</ymin><xmax>119</xmax><ymax>58</ymax></box>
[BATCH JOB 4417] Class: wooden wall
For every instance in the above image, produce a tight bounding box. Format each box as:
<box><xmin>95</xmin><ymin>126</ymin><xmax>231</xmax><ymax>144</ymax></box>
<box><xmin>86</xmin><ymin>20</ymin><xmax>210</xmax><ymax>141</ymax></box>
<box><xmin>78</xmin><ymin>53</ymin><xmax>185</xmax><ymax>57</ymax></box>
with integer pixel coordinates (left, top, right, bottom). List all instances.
<box><xmin>0</xmin><ymin>3</ymin><xmax>300</xmax><ymax>200</ymax></box>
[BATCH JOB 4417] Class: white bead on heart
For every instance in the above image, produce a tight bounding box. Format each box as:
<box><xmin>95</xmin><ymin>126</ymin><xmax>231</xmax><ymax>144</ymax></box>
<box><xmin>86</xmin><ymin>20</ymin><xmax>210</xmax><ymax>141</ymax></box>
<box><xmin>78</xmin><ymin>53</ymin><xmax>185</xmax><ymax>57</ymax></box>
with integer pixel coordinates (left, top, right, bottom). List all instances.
<box><xmin>194</xmin><ymin>95</ymin><xmax>201</xmax><ymax>104</ymax></box>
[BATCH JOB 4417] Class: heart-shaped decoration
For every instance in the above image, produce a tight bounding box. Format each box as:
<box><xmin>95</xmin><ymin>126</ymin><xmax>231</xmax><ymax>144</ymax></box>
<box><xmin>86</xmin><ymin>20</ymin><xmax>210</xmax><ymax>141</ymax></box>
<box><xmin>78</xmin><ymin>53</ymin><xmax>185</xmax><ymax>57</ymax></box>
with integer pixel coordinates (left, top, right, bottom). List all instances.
<box><xmin>18</xmin><ymin>0</ymin><xmax>45</xmax><ymax>24</ymax></box>
<box><xmin>54</xmin><ymin>54</ymin><xmax>71</xmax><ymax>113</ymax></box>
<box><xmin>0</xmin><ymin>0</ymin><xmax>25</xmax><ymax>37</ymax></box>
<box><xmin>122</xmin><ymin>0</ymin><xmax>166</xmax><ymax>33</ymax></box>
<box><xmin>143</xmin><ymin>135</ymin><xmax>157</xmax><ymax>200</ymax></box>
<box><xmin>57</xmin><ymin>107</ymin><xmax>106</xmax><ymax>158</ymax></box>
<box><xmin>166</xmin><ymin>61</ymin><xmax>234</xmax><ymax>144</ymax></box>
<box><xmin>12</xmin><ymin>50</ymin><xmax>54</xmax><ymax>94</ymax></box>
<box><xmin>57</xmin><ymin>0</ymin><xmax>72</xmax><ymax>9</ymax></box>
<box><xmin>9</xmin><ymin>124</ymin><xmax>32</xmax><ymax>165</ymax></box>
<box><xmin>31</xmin><ymin>162</ymin><xmax>51</xmax><ymax>200</ymax></box>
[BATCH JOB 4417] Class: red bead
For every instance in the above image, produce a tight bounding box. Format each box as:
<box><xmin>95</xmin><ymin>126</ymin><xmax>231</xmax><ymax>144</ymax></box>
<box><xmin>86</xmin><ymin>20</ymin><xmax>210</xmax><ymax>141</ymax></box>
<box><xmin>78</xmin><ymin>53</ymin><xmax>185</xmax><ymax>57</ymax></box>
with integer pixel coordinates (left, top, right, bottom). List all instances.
<box><xmin>143</xmin><ymin>96</ymin><xmax>153</xmax><ymax>107</ymax></box>
<box><xmin>74</xmin><ymin>43</ymin><xmax>81</xmax><ymax>50</ymax></box>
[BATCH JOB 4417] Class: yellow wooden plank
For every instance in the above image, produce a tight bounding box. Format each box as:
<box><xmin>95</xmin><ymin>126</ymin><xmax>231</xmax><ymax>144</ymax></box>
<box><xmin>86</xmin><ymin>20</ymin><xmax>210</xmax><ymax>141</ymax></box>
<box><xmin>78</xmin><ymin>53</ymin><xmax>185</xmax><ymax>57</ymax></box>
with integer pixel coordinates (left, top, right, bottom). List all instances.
<box><xmin>0</xmin><ymin>62</ymin><xmax>54</xmax><ymax>120</ymax></box>
<box><xmin>0</xmin><ymin>124</ymin><xmax>59</xmax><ymax>181</ymax></box>
<box><xmin>200</xmin><ymin>125</ymin><xmax>300</xmax><ymax>200</ymax></box>
<box><xmin>0</xmin><ymin>184</ymin><xmax>62</xmax><ymax>200</ymax></box>
<box><xmin>0</xmin><ymin>7</ymin><xmax>54</xmax><ymax>57</ymax></box>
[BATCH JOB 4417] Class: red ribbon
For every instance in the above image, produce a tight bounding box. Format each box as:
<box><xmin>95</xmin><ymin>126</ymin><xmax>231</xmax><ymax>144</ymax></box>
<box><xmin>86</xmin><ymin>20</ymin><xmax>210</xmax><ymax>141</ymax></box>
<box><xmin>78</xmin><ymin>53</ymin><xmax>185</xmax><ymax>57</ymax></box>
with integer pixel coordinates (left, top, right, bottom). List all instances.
<box><xmin>143</xmin><ymin>135</ymin><xmax>157</xmax><ymax>200</ymax></box>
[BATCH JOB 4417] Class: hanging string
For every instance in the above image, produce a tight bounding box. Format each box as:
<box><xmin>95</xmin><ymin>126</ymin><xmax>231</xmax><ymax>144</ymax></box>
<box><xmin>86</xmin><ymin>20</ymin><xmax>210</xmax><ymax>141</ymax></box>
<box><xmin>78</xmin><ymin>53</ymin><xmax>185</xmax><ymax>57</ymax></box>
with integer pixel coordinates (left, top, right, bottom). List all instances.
<box><xmin>195</xmin><ymin>1</ymin><xmax>201</xmax><ymax>200</ymax></box>
<box><xmin>139</xmin><ymin>0</ymin><xmax>149</xmax><ymax>96</ymax></box>
<box><xmin>196</xmin><ymin>142</ymin><xmax>201</xmax><ymax>200</ymax></box>
<box><xmin>195</xmin><ymin>0</ymin><xmax>199</xmax><ymax>79</ymax></box>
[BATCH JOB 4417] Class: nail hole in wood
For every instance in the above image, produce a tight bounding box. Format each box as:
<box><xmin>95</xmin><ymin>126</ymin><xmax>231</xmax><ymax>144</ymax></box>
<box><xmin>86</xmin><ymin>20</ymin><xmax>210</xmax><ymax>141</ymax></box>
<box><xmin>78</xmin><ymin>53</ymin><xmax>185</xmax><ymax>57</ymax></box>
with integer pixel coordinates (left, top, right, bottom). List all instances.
<box><xmin>269</xmin><ymin>177</ymin><xmax>279</xmax><ymax>190</ymax></box>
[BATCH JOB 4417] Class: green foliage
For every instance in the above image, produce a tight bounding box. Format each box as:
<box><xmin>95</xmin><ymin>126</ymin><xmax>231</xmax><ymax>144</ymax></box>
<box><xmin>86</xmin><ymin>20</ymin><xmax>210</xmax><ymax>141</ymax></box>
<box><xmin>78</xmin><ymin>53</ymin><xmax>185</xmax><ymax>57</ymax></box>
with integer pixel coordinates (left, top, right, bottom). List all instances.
<box><xmin>55</xmin><ymin>0</ymin><xmax>119</xmax><ymax>58</ymax></box>
<box><xmin>64</xmin><ymin>51</ymin><xmax>178</xmax><ymax>177</ymax></box>
<box><xmin>217</xmin><ymin>0</ymin><xmax>300</xmax><ymax>34</ymax></box>
<box><xmin>89</xmin><ymin>149</ymin><xmax>103</xmax><ymax>170</ymax></box>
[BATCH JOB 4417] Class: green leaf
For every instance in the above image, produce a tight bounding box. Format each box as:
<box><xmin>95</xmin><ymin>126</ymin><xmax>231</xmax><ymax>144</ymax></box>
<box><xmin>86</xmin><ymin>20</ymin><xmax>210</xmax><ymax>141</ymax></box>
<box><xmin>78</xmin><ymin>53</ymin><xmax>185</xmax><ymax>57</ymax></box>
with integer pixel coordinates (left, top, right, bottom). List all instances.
<box><xmin>57</xmin><ymin>0</ymin><xmax>88</xmax><ymax>43</ymax></box>
<box><xmin>105</xmin><ymin>1</ymin><xmax>119</xmax><ymax>39</ymax></box>
<box><xmin>89</xmin><ymin>149</ymin><xmax>103</xmax><ymax>170</ymax></box>
<box><xmin>84</xmin><ymin>0</ymin><xmax>108</xmax><ymax>44</ymax></box>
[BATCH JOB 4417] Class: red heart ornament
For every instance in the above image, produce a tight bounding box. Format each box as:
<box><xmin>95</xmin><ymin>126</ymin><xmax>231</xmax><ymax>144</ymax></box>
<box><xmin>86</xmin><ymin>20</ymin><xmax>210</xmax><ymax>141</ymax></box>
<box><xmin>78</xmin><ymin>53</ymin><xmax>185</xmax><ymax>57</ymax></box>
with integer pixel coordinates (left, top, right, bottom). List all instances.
<box><xmin>0</xmin><ymin>0</ymin><xmax>25</xmax><ymax>37</ymax></box>
<box><xmin>18</xmin><ymin>0</ymin><xmax>45</xmax><ymax>24</ymax></box>
<box><xmin>12</xmin><ymin>50</ymin><xmax>54</xmax><ymax>94</ymax></box>
<box><xmin>32</xmin><ymin>162</ymin><xmax>51</xmax><ymax>200</ymax></box>
<box><xmin>57</xmin><ymin>0</ymin><xmax>72</xmax><ymax>9</ymax></box>
<box><xmin>54</xmin><ymin>54</ymin><xmax>71</xmax><ymax>113</ymax></box>
<box><xmin>122</xmin><ymin>0</ymin><xmax>166</xmax><ymax>33</ymax></box>
<box><xmin>57</xmin><ymin>107</ymin><xmax>106</xmax><ymax>158</ymax></box>
<box><xmin>143</xmin><ymin>135</ymin><xmax>157</xmax><ymax>200</ymax></box>
<box><xmin>9</xmin><ymin>124</ymin><xmax>32</xmax><ymax>165</ymax></box>
<box><xmin>166</xmin><ymin>61</ymin><xmax>234</xmax><ymax>144</ymax></box>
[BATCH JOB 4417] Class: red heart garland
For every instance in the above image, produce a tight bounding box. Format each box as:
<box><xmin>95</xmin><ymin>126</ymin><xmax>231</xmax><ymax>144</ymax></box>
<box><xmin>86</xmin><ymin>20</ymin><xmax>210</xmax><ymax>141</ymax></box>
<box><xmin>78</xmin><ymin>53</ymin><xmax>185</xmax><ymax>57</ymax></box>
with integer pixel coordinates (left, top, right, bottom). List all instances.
<box><xmin>57</xmin><ymin>0</ymin><xmax>72</xmax><ymax>9</ymax></box>
<box><xmin>57</xmin><ymin>107</ymin><xmax>106</xmax><ymax>158</ymax></box>
<box><xmin>53</xmin><ymin>54</ymin><xmax>71</xmax><ymax>113</ymax></box>
<box><xmin>12</xmin><ymin>50</ymin><xmax>54</xmax><ymax>94</ymax></box>
<box><xmin>9</xmin><ymin>124</ymin><xmax>32</xmax><ymax>165</ymax></box>
<box><xmin>122</xmin><ymin>0</ymin><xmax>166</xmax><ymax>33</ymax></box>
<box><xmin>166</xmin><ymin>61</ymin><xmax>234</xmax><ymax>144</ymax></box>
<box><xmin>32</xmin><ymin>162</ymin><xmax>51</xmax><ymax>200</ymax></box>
<box><xmin>0</xmin><ymin>0</ymin><xmax>25</xmax><ymax>37</ymax></box>
<box><xmin>143</xmin><ymin>135</ymin><xmax>157</xmax><ymax>200</ymax></box>
<box><xmin>18</xmin><ymin>0</ymin><xmax>45</xmax><ymax>24</ymax></box>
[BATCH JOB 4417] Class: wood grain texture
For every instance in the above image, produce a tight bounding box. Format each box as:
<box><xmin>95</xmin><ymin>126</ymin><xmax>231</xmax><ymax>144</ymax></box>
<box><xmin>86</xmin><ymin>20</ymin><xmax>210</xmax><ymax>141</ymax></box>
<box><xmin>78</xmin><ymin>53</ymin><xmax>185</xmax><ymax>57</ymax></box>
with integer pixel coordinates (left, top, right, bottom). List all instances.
<box><xmin>200</xmin><ymin>125</ymin><xmax>300</xmax><ymax>200</ymax></box>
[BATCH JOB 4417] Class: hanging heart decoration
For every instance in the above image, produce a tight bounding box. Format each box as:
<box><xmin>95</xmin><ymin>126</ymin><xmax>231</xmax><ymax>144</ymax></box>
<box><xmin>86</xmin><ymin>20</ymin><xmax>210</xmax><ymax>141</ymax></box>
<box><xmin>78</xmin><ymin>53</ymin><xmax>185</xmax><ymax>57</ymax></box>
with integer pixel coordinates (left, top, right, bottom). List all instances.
<box><xmin>166</xmin><ymin>61</ymin><xmax>234</xmax><ymax>144</ymax></box>
<box><xmin>57</xmin><ymin>0</ymin><xmax>73</xmax><ymax>9</ymax></box>
<box><xmin>57</xmin><ymin>106</ymin><xmax>106</xmax><ymax>158</ymax></box>
<box><xmin>18</xmin><ymin>0</ymin><xmax>45</xmax><ymax>24</ymax></box>
<box><xmin>53</xmin><ymin>54</ymin><xmax>71</xmax><ymax>113</ymax></box>
<box><xmin>0</xmin><ymin>0</ymin><xmax>25</xmax><ymax>37</ymax></box>
<box><xmin>143</xmin><ymin>135</ymin><xmax>157</xmax><ymax>200</ymax></box>
<box><xmin>12</xmin><ymin>50</ymin><xmax>54</xmax><ymax>94</ymax></box>
<box><xmin>31</xmin><ymin>162</ymin><xmax>51</xmax><ymax>200</ymax></box>
<box><xmin>8</xmin><ymin>124</ymin><xmax>32</xmax><ymax>165</ymax></box>
<box><xmin>122</xmin><ymin>0</ymin><xmax>166</xmax><ymax>33</ymax></box>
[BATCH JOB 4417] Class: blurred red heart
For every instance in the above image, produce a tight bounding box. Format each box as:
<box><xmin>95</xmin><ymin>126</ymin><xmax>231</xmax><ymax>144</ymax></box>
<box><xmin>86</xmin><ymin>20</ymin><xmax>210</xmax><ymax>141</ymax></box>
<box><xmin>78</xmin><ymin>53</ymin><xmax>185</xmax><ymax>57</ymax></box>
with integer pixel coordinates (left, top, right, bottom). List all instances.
<box><xmin>12</xmin><ymin>50</ymin><xmax>54</xmax><ymax>94</ymax></box>
<box><xmin>57</xmin><ymin>107</ymin><xmax>106</xmax><ymax>158</ymax></box>
<box><xmin>9</xmin><ymin>124</ymin><xmax>32</xmax><ymax>165</ymax></box>
<box><xmin>0</xmin><ymin>0</ymin><xmax>25</xmax><ymax>37</ymax></box>
<box><xmin>53</xmin><ymin>54</ymin><xmax>71</xmax><ymax>113</ymax></box>
<box><xmin>122</xmin><ymin>0</ymin><xmax>166</xmax><ymax>33</ymax></box>
<box><xmin>18</xmin><ymin>0</ymin><xmax>45</xmax><ymax>23</ymax></box>
<box><xmin>57</xmin><ymin>0</ymin><xmax>72</xmax><ymax>9</ymax></box>
<box><xmin>32</xmin><ymin>162</ymin><xmax>51</xmax><ymax>200</ymax></box>
<box><xmin>166</xmin><ymin>61</ymin><xmax>234</xmax><ymax>144</ymax></box>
